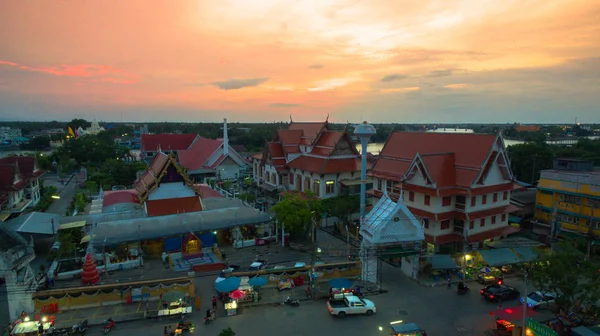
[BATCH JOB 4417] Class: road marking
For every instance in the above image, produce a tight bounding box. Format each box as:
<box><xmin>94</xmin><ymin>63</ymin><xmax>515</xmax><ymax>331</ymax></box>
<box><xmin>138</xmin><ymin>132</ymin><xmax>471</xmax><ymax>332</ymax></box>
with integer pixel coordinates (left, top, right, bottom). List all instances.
<box><xmin>114</xmin><ymin>306</ymin><xmax>121</xmax><ymax>315</ymax></box>
<box><xmin>136</xmin><ymin>302</ymin><xmax>142</xmax><ymax>313</ymax></box>
<box><xmin>66</xmin><ymin>309</ymin><xmax>78</xmax><ymax>322</ymax></box>
<box><xmin>92</xmin><ymin>307</ymin><xmax>101</xmax><ymax>318</ymax></box>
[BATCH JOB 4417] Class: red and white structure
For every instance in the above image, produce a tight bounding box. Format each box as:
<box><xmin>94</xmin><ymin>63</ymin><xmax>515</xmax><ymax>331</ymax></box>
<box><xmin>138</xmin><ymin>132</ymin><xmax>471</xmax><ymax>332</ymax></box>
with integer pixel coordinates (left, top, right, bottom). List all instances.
<box><xmin>0</xmin><ymin>155</ymin><xmax>45</xmax><ymax>218</ymax></box>
<box><xmin>369</xmin><ymin>132</ymin><xmax>522</xmax><ymax>250</ymax></box>
<box><xmin>140</xmin><ymin>119</ymin><xmax>249</xmax><ymax>181</ymax></box>
<box><xmin>252</xmin><ymin>120</ymin><xmax>367</xmax><ymax>198</ymax></box>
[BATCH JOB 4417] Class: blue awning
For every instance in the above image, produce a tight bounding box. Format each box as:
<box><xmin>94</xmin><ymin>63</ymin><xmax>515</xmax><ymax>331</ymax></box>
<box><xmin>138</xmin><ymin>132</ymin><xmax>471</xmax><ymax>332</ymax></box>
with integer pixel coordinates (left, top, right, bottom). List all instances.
<box><xmin>478</xmin><ymin>248</ymin><xmax>521</xmax><ymax>266</ymax></box>
<box><xmin>508</xmin><ymin>215</ymin><xmax>522</xmax><ymax>223</ymax></box>
<box><xmin>429</xmin><ymin>254</ymin><xmax>459</xmax><ymax>269</ymax></box>
<box><xmin>511</xmin><ymin>247</ymin><xmax>540</xmax><ymax>262</ymax></box>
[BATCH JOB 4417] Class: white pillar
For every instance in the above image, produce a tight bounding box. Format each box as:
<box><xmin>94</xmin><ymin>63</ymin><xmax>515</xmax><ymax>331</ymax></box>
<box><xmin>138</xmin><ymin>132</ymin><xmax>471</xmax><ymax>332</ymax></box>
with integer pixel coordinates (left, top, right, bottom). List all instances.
<box><xmin>223</xmin><ymin>118</ymin><xmax>229</xmax><ymax>155</ymax></box>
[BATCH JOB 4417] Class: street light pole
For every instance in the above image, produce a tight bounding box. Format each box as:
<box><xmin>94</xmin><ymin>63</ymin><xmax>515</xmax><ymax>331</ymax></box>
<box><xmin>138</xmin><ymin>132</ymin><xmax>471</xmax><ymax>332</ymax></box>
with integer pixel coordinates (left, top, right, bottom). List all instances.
<box><xmin>522</xmin><ymin>269</ymin><xmax>528</xmax><ymax>335</ymax></box>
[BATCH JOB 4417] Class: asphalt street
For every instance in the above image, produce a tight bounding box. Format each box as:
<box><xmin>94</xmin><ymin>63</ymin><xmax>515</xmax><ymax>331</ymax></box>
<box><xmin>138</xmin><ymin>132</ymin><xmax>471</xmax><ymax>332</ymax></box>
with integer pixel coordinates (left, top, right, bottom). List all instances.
<box><xmin>78</xmin><ymin>261</ymin><xmax>549</xmax><ymax>336</ymax></box>
<box><xmin>44</xmin><ymin>174</ymin><xmax>78</xmax><ymax>215</ymax></box>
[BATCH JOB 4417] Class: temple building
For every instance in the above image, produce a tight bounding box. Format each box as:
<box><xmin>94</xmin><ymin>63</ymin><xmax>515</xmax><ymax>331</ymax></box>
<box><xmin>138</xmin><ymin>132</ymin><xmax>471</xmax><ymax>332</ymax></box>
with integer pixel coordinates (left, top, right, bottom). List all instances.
<box><xmin>252</xmin><ymin>119</ymin><xmax>369</xmax><ymax>198</ymax></box>
<box><xmin>0</xmin><ymin>155</ymin><xmax>45</xmax><ymax>221</ymax></box>
<box><xmin>369</xmin><ymin>132</ymin><xmax>522</xmax><ymax>252</ymax></box>
<box><xmin>77</xmin><ymin>119</ymin><xmax>105</xmax><ymax>135</ymax></box>
<box><xmin>140</xmin><ymin>119</ymin><xmax>249</xmax><ymax>181</ymax></box>
<box><xmin>68</xmin><ymin>151</ymin><xmax>270</xmax><ymax>255</ymax></box>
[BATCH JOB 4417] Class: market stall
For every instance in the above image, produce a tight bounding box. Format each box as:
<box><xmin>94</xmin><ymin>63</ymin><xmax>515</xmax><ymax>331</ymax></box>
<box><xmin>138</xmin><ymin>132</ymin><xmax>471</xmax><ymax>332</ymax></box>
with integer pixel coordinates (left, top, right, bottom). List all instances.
<box><xmin>11</xmin><ymin>321</ymin><xmax>52</xmax><ymax>336</ymax></box>
<box><xmin>224</xmin><ymin>300</ymin><xmax>238</xmax><ymax>316</ymax></box>
<box><xmin>158</xmin><ymin>290</ymin><xmax>192</xmax><ymax>317</ymax></box>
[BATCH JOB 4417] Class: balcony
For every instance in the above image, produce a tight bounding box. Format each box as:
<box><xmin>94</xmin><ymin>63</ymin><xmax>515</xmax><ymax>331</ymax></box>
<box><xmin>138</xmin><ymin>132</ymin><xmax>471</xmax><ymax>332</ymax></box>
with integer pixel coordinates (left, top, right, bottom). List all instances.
<box><xmin>455</xmin><ymin>202</ymin><xmax>466</xmax><ymax>211</ymax></box>
<box><xmin>7</xmin><ymin>198</ymin><xmax>32</xmax><ymax>213</ymax></box>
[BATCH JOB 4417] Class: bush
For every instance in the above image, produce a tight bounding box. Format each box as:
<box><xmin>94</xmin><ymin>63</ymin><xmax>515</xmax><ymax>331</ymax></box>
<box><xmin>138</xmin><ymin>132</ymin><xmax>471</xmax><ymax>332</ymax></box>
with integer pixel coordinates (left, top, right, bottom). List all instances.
<box><xmin>36</xmin><ymin>185</ymin><xmax>58</xmax><ymax>212</ymax></box>
<box><xmin>218</xmin><ymin>328</ymin><xmax>235</xmax><ymax>336</ymax></box>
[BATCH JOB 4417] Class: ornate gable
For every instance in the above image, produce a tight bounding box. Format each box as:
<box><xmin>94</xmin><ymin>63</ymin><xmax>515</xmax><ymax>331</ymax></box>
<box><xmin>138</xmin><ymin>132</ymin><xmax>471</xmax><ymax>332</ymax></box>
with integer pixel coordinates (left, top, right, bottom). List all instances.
<box><xmin>330</xmin><ymin>132</ymin><xmax>360</xmax><ymax>156</ymax></box>
<box><xmin>135</xmin><ymin>153</ymin><xmax>201</xmax><ymax>203</ymax></box>
<box><xmin>405</xmin><ymin>154</ymin><xmax>434</xmax><ymax>185</ymax></box>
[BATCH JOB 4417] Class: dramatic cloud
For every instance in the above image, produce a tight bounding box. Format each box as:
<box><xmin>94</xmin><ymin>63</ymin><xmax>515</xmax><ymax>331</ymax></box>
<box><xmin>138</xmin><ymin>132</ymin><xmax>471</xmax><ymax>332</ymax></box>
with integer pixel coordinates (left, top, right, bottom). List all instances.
<box><xmin>0</xmin><ymin>60</ymin><xmax>139</xmax><ymax>84</ymax></box>
<box><xmin>0</xmin><ymin>0</ymin><xmax>599</xmax><ymax>122</ymax></box>
<box><xmin>270</xmin><ymin>103</ymin><xmax>302</xmax><ymax>108</ymax></box>
<box><xmin>380</xmin><ymin>74</ymin><xmax>407</xmax><ymax>82</ymax></box>
<box><xmin>210</xmin><ymin>78</ymin><xmax>269</xmax><ymax>90</ymax></box>
<box><xmin>444</xmin><ymin>84</ymin><xmax>468</xmax><ymax>89</ymax></box>
<box><xmin>427</xmin><ymin>69</ymin><xmax>454</xmax><ymax>77</ymax></box>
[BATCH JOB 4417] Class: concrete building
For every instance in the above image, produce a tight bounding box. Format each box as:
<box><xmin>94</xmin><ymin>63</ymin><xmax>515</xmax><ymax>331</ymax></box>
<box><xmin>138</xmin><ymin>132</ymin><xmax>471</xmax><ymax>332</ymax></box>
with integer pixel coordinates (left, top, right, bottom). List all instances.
<box><xmin>534</xmin><ymin>158</ymin><xmax>600</xmax><ymax>242</ymax></box>
<box><xmin>0</xmin><ymin>223</ymin><xmax>36</xmax><ymax>320</ymax></box>
<box><xmin>369</xmin><ymin>132</ymin><xmax>522</xmax><ymax>252</ymax></box>
<box><xmin>141</xmin><ymin>119</ymin><xmax>249</xmax><ymax>181</ymax></box>
<box><xmin>252</xmin><ymin>120</ymin><xmax>369</xmax><ymax>198</ymax></box>
<box><xmin>0</xmin><ymin>126</ymin><xmax>22</xmax><ymax>141</ymax></box>
<box><xmin>77</xmin><ymin>120</ymin><xmax>105</xmax><ymax>136</ymax></box>
<box><xmin>0</xmin><ymin>156</ymin><xmax>45</xmax><ymax>221</ymax></box>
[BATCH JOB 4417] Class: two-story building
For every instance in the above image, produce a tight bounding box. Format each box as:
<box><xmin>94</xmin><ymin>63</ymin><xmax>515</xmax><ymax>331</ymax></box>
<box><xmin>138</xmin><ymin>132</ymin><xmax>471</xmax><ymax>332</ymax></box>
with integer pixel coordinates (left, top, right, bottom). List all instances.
<box><xmin>534</xmin><ymin>158</ymin><xmax>600</xmax><ymax>242</ymax></box>
<box><xmin>252</xmin><ymin>120</ymin><xmax>368</xmax><ymax>199</ymax></box>
<box><xmin>141</xmin><ymin>119</ymin><xmax>249</xmax><ymax>181</ymax></box>
<box><xmin>0</xmin><ymin>156</ymin><xmax>45</xmax><ymax>220</ymax></box>
<box><xmin>369</xmin><ymin>132</ymin><xmax>522</xmax><ymax>252</ymax></box>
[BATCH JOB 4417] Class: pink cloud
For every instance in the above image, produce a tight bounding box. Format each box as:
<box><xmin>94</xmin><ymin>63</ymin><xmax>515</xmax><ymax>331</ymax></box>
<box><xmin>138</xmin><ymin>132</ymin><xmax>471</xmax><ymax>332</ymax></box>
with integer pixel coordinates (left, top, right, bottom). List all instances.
<box><xmin>0</xmin><ymin>60</ymin><xmax>139</xmax><ymax>84</ymax></box>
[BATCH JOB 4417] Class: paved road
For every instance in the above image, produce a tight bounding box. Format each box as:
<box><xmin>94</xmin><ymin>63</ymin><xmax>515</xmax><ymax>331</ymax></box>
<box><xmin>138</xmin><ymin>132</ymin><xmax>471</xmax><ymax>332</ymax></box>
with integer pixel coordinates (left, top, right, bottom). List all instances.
<box><xmin>77</xmin><ymin>258</ymin><xmax>549</xmax><ymax>336</ymax></box>
<box><xmin>44</xmin><ymin>174</ymin><xmax>77</xmax><ymax>215</ymax></box>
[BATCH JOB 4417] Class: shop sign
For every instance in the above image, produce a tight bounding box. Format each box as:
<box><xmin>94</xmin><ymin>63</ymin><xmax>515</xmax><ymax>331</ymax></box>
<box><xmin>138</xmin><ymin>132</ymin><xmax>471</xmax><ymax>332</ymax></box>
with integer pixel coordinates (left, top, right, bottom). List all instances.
<box><xmin>527</xmin><ymin>319</ymin><xmax>557</xmax><ymax>336</ymax></box>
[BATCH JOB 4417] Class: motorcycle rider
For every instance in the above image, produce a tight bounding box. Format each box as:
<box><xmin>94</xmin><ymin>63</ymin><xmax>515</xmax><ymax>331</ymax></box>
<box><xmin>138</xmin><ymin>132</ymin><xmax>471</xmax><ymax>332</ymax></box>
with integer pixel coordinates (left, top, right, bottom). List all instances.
<box><xmin>457</xmin><ymin>281</ymin><xmax>467</xmax><ymax>291</ymax></box>
<box><xmin>104</xmin><ymin>318</ymin><xmax>115</xmax><ymax>332</ymax></box>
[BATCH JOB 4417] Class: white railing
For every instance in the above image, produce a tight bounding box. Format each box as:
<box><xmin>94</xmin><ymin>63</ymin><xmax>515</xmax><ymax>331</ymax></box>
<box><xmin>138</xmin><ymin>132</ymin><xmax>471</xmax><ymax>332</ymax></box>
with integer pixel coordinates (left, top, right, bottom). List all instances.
<box><xmin>541</xmin><ymin>171</ymin><xmax>600</xmax><ymax>187</ymax></box>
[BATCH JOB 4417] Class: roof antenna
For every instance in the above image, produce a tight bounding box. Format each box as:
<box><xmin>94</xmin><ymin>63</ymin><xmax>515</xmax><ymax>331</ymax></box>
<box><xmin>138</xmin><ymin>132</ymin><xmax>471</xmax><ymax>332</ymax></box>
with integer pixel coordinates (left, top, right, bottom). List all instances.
<box><xmin>289</xmin><ymin>114</ymin><xmax>293</xmax><ymax>123</ymax></box>
<box><xmin>326</xmin><ymin>113</ymin><xmax>329</xmax><ymax>123</ymax></box>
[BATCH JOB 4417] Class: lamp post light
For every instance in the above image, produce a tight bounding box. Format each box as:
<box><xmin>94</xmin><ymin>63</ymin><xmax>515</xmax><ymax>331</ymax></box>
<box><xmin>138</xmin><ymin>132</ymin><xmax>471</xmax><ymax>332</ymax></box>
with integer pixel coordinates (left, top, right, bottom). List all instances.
<box><xmin>353</xmin><ymin>121</ymin><xmax>376</xmax><ymax>226</ymax></box>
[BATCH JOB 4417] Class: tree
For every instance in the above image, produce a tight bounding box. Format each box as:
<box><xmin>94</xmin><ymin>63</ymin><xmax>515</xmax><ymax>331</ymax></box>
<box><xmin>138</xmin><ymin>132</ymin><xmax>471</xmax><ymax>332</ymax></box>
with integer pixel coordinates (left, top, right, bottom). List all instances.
<box><xmin>238</xmin><ymin>192</ymin><xmax>256</xmax><ymax>203</ymax></box>
<box><xmin>57</xmin><ymin>232</ymin><xmax>76</xmax><ymax>257</ymax></box>
<box><xmin>67</xmin><ymin>118</ymin><xmax>91</xmax><ymax>131</ymax></box>
<box><xmin>507</xmin><ymin>142</ymin><xmax>554</xmax><ymax>183</ymax></box>
<box><xmin>218</xmin><ymin>328</ymin><xmax>235</xmax><ymax>336</ymax></box>
<box><xmin>322</xmin><ymin>195</ymin><xmax>360</xmax><ymax>225</ymax></box>
<box><xmin>270</xmin><ymin>192</ymin><xmax>321</xmax><ymax>239</ymax></box>
<box><xmin>528</xmin><ymin>243</ymin><xmax>600</xmax><ymax>314</ymax></box>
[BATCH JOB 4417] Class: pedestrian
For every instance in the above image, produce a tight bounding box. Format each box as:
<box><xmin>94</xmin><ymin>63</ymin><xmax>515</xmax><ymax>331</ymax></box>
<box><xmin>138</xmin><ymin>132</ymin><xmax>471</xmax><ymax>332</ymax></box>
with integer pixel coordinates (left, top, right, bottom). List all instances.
<box><xmin>212</xmin><ymin>296</ymin><xmax>217</xmax><ymax>310</ymax></box>
<box><xmin>447</xmin><ymin>275</ymin><xmax>452</xmax><ymax>289</ymax></box>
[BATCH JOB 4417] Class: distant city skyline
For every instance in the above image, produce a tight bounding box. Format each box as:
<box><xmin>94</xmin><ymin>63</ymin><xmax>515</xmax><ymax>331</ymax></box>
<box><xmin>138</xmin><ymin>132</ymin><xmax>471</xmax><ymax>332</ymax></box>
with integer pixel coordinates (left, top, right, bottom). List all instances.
<box><xmin>1</xmin><ymin>1</ymin><xmax>599</xmax><ymax>123</ymax></box>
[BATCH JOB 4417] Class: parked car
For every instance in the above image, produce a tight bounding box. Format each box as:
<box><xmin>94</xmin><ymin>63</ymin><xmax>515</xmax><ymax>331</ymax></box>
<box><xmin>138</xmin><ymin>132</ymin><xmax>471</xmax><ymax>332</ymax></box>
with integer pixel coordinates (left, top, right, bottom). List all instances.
<box><xmin>480</xmin><ymin>284</ymin><xmax>520</xmax><ymax>302</ymax></box>
<box><xmin>521</xmin><ymin>291</ymin><xmax>556</xmax><ymax>310</ymax></box>
<box><xmin>327</xmin><ymin>295</ymin><xmax>376</xmax><ymax>317</ymax></box>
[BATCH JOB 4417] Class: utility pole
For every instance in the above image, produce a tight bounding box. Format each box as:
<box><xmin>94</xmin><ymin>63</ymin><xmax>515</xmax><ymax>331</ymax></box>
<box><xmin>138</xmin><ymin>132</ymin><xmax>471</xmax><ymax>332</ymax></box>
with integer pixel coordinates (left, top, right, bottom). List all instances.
<box><xmin>462</xmin><ymin>228</ymin><xmax>469</xmax><ymax>279</ymax></box>
<box><xmin>522</xmin><ymin>269</ymin><xmax>529</xmax><ymax>335</ymax></box>
<box><xmin>345</xmin><ymin>225</ymin><xmax>350</xmax><ymax>258</ymax></box>
<box><xmin>586</xmin><ymin>202</ymin><xmax>597</xmax><ymax>261</ymax></box>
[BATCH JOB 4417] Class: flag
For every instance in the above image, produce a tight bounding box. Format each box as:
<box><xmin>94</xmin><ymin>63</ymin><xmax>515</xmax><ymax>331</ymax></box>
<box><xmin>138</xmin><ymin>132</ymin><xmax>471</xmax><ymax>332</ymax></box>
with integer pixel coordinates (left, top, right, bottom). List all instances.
<box><xmin>67</xmin><ymin>126</ymin><xmax>76</xmax><ymax>137</ymax></box>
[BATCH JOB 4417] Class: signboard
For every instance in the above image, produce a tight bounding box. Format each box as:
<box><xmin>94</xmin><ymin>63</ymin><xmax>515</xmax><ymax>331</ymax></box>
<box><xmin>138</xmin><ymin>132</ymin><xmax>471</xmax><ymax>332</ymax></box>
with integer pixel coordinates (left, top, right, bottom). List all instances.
<box><xmin>527</xmin><ymin>319</ymin><xmax>557</xmax><ymax>336</ymax></box>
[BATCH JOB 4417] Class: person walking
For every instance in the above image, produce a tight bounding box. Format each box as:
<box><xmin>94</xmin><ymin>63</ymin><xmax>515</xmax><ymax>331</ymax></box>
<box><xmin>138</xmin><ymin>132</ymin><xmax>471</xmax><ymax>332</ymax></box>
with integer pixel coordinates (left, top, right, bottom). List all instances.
<box><xmin>212</xmin><ymin>296</ymin><xmax>217</xmax><ymax>311</ymax></box>
<box><xmin>447</xmin><ymin>275</ymin><xmax>452</xmax><ymax>289</ymax></box>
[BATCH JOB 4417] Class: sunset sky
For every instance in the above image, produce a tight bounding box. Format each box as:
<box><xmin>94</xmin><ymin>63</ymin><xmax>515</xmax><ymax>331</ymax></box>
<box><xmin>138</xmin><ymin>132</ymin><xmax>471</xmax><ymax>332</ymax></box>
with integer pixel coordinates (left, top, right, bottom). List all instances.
<box><xmin>1</xmin><ymin>0</ymin><xmax>599</xmax><ymax>123</ymax></box>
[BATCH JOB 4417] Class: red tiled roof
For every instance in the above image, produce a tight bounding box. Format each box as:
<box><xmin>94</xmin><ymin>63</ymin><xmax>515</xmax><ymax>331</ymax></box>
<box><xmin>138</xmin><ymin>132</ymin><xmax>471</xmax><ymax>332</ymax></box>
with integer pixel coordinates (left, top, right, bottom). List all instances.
<box><xmin>425</xmin><ymin>233</ymin><xmax>463</xmax><ymax>245</ymax></box>
<box><xmin>288</xmin><ymin>122</ymin><xmax>328</xmax><ymax>145</ymax></box>
<box><xmin>141</xmin><ymin>134</ymin><xmax>198</xmax><ymax>152</ymax></box>
<box><xmin>455</xmin><ymin>204</ymin><xmax>523</xmax><ymax>221</ymax></box>
<box><xmin>467</xmin><ymin>225</ymin><xmax>520</xmax><ymax>243</ymax></box>
<box><xmin>0</xmin><ymin>163</ymin><xmax>26</xmax><ymax>191</ymax></box>
<box><xmin>369</xmin><ymin>158</ymin><xmax>410</xmax><ymax>181</ymax></box>
<box><xmin>135</xmin><ymin>153</ymin><xmax>170</xmax><ymax>196</ymax></box>
<box><xmin>421</xmin><ymin>153</ymin><xmax>455</xmax><ymax>187</ymax></box>
<box><xmin>194</xmin><ymin>184</ymin><xmax>224</xmax><ymax>199</ymax></box>
<box><xmin>145</xmin><ymin>196</ymin><xmax>203</xmax><ymax>217</ymax></box>
<box><xmin>287</xmin><ymin>156</ymin><xmax>360</xmax><ymax>174</ymax></box>
<box><xmin>103</xmin><ymin>189</ymin><xmax>139</xmax><ymax>208</ymax></box>
<box><xmin>178</xmin><ymin>137</ymin><xmax>223</xmax><ymax>170</ymax></box>
<box><xmin>0</xmin><ymin>156</ymin><xmax>44</xmax><ymax>179</ymax></box>
<box><xmin>251</xmin><ymin>152</ymin><xmax>262</xmax><ymax>160</ymax></box>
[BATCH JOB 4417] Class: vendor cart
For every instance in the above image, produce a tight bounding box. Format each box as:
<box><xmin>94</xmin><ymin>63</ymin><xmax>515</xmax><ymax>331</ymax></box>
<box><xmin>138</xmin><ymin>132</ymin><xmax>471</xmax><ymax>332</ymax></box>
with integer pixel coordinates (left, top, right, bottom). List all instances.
<box><xmin>278</xmin><ymin>278</ymin><xmax>295</xmax><ymax>291</ymax></box>
<box><xmin>389</xmin><ymin>321</ymin><xmax>427</xmax><ymax>336</ymax></box>
<box><xmin>11</xmin><ymin>321</ymin><xmax>52</xmax><ymax>336</ymax></box>
<box><xmin>158</xmin><ymin>291</ymin><xmax>192</xmax><ymax>317</ymax></box>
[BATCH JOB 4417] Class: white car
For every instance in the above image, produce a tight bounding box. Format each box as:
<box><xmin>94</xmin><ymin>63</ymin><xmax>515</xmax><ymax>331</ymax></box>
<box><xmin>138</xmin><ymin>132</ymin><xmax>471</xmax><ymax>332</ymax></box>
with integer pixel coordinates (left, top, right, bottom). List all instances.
<box><xmin>520</xmin><ymin>291</ymin><xmax>556</xmax><ymax>310</ymax></box>
<box><xmin>327</xmin><ymin>295</ymin><xmax>377</xmax><ymax>317</ymax></box>
<box><xmin>248</xmin><ymin>261</ymin><xmax>266</xmax><ymax>271</ymax></box>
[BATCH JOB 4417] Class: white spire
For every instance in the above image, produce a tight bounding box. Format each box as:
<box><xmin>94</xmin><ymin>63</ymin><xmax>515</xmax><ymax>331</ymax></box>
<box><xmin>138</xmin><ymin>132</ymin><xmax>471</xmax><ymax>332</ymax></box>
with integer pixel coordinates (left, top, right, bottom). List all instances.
<box><xmin>223</xmin><ymin>118</ymin><xmax>229</xmax><ymax>155</ymax></box>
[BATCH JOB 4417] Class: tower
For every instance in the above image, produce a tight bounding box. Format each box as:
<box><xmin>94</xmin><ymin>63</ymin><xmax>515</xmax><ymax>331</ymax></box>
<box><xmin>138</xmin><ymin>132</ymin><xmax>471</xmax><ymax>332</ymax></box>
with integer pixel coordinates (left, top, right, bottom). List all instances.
<box><xmin>353</xmin><ymin>121</ymin><xmax>377</xmax><ymax>287</ymax></box>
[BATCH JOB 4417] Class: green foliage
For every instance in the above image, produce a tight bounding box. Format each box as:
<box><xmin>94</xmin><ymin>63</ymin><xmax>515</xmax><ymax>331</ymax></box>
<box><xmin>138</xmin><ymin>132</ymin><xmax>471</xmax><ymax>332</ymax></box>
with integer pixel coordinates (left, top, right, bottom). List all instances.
<box><xmin>528</xmin><ymin>243</ymin><xmax>600</xmax><ymax>314</ymax></box>
<box><xmin>36</xmin><ymin>184</ymin><xmax>58</xmax><ymax>212</ymax></box>
<box><xmin>86</xmin><ymin>159</ymin><xmax>147</xmax><ymax>190</ymax></box>
<box><xmin>20</xmin><ymin>136</ymin><xmax>51</xmax><ymax>151</ymax></box>
<box><xmin>37</xmin><ymin>154</ymin><xmax>52</xmax><ymax>170</ymax></box>
<box><xmin>271</xmin><ymin>192</ymin><xmax>321</xmax><ymax>238</ymax></box>
<box><xmin>54</xmin><ymin>132</ymin><xmax>122</xmax><ymax>169</ymax></box>
<box><xmin>223</xmin><ymin>180</ymin><xmax>233</xmax><ymax>190</ymax></box>
<box><xmin>322</xmin><ymin>195</ymin><xmax>360</xmax><ymax>225</ymax></box>
<box><xmin>507</xmin><ymin>138</ymin><xmax>600</xmax><ymax>183</ymax></box>
<box><xmin>218</xmin><ymin>328</ymin><xmax>235</xmax><ymax>336</ymax></box>
<box><xmin>238</xmin><ymin>192</ymin><xmax>256</xmax><ymax>203</ymax></box>
<box><xmin>243</xmin><ymin>178</ymin><xmax>254</xmax><ymax>187</ymax></box>
<box><xmin>67</xmin><ymin>118</ymin><xmax>91</xmax><ymax>131</ymax></box>
<box><xmin>74</xmin><ymin>193</ymin><xmax>88</xmax><ymax>212</ymax></box>
<box><xmin>57</xmin><ymin>232</ymin><xmax>76</xmax><ymax>257</ymax></box>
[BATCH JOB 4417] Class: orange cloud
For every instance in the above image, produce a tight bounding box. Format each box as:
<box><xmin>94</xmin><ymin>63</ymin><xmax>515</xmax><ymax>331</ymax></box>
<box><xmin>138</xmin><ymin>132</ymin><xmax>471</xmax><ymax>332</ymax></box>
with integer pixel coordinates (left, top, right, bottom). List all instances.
<box><xmin>380</xmin><ymin>87</ymin><xmax>421</xmax><ymax>93</ymax></box>
<box><xmin>444</xmin><ymin>84</ymin><xmax>468</xmax><ymax>89</ymax></box>
<box><xmin>0</xmin><ymin>60</ymin><xmax>139</xmax><ymax>84</ymax></box>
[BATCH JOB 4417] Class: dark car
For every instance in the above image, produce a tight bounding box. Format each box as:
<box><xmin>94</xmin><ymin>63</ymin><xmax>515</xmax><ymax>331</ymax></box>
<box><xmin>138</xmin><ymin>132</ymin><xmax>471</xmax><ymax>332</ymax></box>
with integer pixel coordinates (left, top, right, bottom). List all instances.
<box><xmin>480</xmin><ymin>284</ymin><xmax>520</xmax><ymax>302</ymax></box>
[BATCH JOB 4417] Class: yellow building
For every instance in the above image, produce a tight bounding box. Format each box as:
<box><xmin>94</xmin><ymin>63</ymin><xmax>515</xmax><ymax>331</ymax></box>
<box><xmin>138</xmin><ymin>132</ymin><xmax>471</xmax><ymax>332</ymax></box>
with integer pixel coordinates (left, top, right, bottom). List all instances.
<box><xmin>534</xmin><ymin>159</ymin><xmax>600</xmax><ymax>239</ymax></box>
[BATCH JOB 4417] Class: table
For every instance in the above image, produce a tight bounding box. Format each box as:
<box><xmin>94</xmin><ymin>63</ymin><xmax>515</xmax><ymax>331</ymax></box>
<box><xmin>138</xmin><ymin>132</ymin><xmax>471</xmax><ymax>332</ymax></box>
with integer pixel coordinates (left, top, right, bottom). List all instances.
<box><xmin>157</xmin><ymin>306</ymin><xmax>192</xmax><ymax>316</ymax></box>
<box><xmin>224</xmin><ymin>301</ymin><xmax>238</xmax><ymax>316</ymax></box>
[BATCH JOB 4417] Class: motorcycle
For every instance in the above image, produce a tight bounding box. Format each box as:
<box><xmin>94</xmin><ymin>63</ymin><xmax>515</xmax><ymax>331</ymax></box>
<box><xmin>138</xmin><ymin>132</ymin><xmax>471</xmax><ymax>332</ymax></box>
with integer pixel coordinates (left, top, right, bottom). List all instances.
<box><xmin>102</xmin><ymin>318</ymin><xmax>115</xmax><ymax>335</ymax></box>
<box><xmin>282</xmin><ymin>296</ymin><xmax>300</xmax><ymax>307</ymax></box>
<box><xmin>71</xmin><ymin>320</ymin><xmax>88</xmax><ymax>335</ymax></box>
<box><xmin>204</xmin><ymin>310</ymin><xmax>216</xmax><ymax>325</ymax></box>
<box><xmin>457</xmin><ymin>285</ymin><xmax>470</xmax><ymax>295</ymax></box>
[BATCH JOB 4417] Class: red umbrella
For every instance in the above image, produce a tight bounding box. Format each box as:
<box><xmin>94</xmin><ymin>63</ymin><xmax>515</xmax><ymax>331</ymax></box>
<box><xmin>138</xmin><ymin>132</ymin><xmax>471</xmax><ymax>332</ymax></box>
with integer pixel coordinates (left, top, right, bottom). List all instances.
<box><xmin>494</xmin><ymin>305</ymin><xmax>537</xmax><ymax>321</ymax></box>
<box><xmin>81</xmin><ymin>253</ymin><xmax>100</xmax><ymax>285</ymax></box>
<box><xmin>229</xmin><ymin>290</ymin><xmax>246</xmax><ymax>300</ymax></box>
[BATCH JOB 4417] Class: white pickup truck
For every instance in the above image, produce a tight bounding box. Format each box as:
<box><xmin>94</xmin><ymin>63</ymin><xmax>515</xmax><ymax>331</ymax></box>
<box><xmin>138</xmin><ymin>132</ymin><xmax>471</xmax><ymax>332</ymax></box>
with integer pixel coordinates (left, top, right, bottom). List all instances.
<box><xmin>327</xmin><ymin>295</ymin><xmax>376</xmax><ymax>317</ymax></box>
